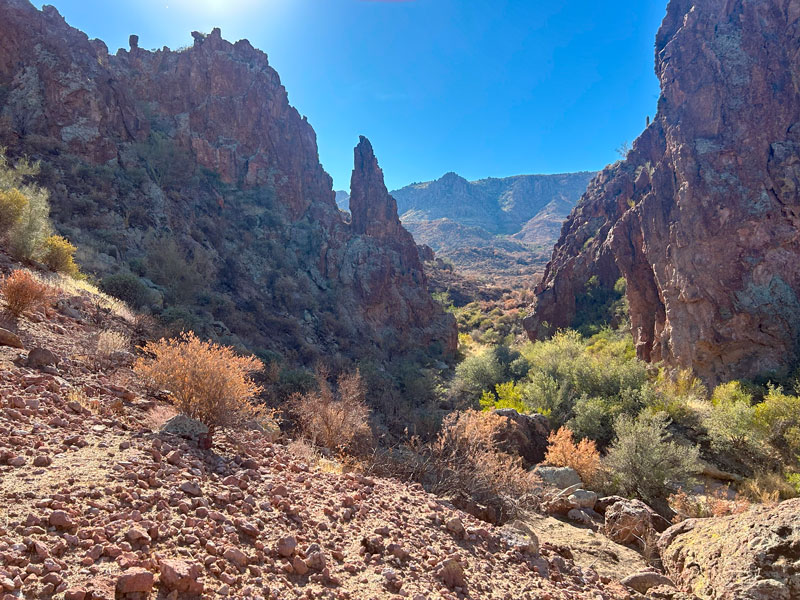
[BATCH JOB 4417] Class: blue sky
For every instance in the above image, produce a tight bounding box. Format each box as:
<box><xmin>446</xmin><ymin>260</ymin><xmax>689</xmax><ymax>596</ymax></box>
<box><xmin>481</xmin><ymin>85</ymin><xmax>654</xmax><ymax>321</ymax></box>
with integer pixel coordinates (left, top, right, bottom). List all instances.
<box><xmin>36</xmin><ymin>0</ymin><xmax>665</xmax><ymax>191</ymax></box>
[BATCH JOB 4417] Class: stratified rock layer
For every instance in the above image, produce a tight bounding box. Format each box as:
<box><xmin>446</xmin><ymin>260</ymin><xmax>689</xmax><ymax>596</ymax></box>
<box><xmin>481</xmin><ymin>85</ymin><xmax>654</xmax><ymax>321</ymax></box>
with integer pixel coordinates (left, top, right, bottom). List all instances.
<box><xmin>659</xmin><ymin>499</ymin><xmax>800</xmax><ymax>599</ymax></box>
<box><xmin>525</xmin><ymin>0</ymin><xmax>800</xmax><ymax>385</ymax></box>
<box><xmin>0</xmin><ymin>0</ymin><xmax>455</xmax><ymax>362</ymax></box>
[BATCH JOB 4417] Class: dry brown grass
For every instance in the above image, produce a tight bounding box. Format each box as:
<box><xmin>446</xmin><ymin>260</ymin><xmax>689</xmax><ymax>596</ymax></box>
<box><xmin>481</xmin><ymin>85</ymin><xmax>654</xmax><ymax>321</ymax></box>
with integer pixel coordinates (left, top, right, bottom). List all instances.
<box><xmin>288</xmin><ymin>368</ymin><xmax>371</xmax><ymax>453</ymax></box>
<box><xmin>544</xmin><ymin>426</ymin><xmax>602</xmax><ymax>486</ymax></box>
<box><xmin>134</xmin><ymin>331</ymin><xmax>263</xmax><ymax>447</ymax></box>
<box><xmin>739</xmin><ymin>470</ymin><xmax>797</xmax><ymax>503</ymax></box>
<box><xmin>68</xmin><ymin>389</ymin><xmax>124</xmax><ymax>417</ymax></box>
<box><xmin>415</xmin><ymin>409</ymin><xmax>541</xmax><ymax>522</ymax></box>
<box><xmin>0</xmin><ymin>269</ymin><xmax>50</xmax><ymax>319</ymax></box>
<box><xmin>669</xmin><ymin>487</ymin><xmax>751</xmax><ymax>523</ymax></box>
<box><xmin>96</xmin><ymin>329</ymin><xmax>129</xmax><ymax>359</ymax></box>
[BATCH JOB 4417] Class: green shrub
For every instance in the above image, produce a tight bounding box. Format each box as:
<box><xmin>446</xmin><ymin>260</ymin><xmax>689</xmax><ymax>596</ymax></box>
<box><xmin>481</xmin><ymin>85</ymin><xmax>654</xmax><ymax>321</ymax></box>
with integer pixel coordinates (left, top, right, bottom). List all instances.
<box><xmin>480</xmin><ymin>381</ymin><xmax>528</xmax><ymax>413</ymax></box>
<box><xmin>754</xmin><ymin>386</ymin><xmax>800</xmax><ymax>459</ymax></box>
<box><xmin>100</xmin><ymin>272</ymin><xmax>155</xmax><ymax>309</ymax></box>
<box><xmin>453</xmin><ymin>348</ymin><xmax>505</xmax><ymax>400</ymax></box>
<box><xmin>0</xmin><ymin>188</ymin><xmax>28</xmax><ymax>234</ymax></box>
<box><xmin>705</xmin><ymin>381</ymin><xmax>760</xmax><ymax>453</ymax></box>
<box><xmin>42</xmin><ymin>235</ymin><xmax>80</xmax><ymax>276</ymax></box>
<box><xmin>9</xmin><ymin>186</ymin><xmax>51</xmax><ymax>261</ymax></box>
<box><xmin>604</xmin><ymin>412</ymin><xmax>700</xmax><ymax>504</ymax></box>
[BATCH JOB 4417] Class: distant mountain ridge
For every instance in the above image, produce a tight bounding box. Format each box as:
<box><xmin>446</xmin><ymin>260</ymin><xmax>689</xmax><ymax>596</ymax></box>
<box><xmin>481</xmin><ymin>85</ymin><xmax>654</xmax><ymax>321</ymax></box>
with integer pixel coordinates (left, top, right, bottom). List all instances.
<box><xmin>384</xmin><ymin>171</ymin><xmax>595</xmax><ymax>285</ymax></box>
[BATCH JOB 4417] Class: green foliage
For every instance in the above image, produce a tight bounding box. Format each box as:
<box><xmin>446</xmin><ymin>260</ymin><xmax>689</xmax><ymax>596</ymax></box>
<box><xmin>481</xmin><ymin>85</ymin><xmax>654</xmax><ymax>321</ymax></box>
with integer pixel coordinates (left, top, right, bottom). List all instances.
<box><xmin>604</xmin><ymin>412</ymin><xmax>701</xmax><ymax>504</ymax></box>
<box><xmin>8</xmin><ymin>183</ymin><xmax>51</xmax><ymax>261</ymax></box>
<box><xmin>705</xmin><ymin>381</ymin><xmax>759</xmax><ymax>452</ymax></box>
<box><xmin>0</xmin><ymin>188</ymin><xmax>28</xmax><ymax>234</ymax></box>
<box><xmin>571</xmin><ymin>276</ymin><xmax>628</xmax><ymax>336</ymax></box>
<box><xmin>480</xmin><ymin>381</ymin><xmax>528</xmax><ymax>413</ymax></box>
<box><xmin>100</xmin><ymin>272</ymin><xmax>157</xmax><ymax>310</ymax></box>
<box><xmin>454</xmin><ymin>348</ymin><xmax>504</xmax><ymax>399</ymax></box>
<box><xmin>145</xmin><ymin>236</ymin><xmax>214</xmax><ymax>304</ymax></box>
<box><xmin>754</xmin><ymin>386</ymin><xmax>800</xmax><ymax>459</ymax></box>
<box><xmin>519</xmin><ymin>329</ymin><xmax>647</xmax><ymax>435</ymax></box>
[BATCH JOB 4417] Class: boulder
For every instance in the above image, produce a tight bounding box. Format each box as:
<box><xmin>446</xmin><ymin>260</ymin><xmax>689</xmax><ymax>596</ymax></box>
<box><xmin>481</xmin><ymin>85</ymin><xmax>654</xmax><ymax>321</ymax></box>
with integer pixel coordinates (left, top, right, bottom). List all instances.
<box><xmin>159</xmin><ymin>559</ymin><xmax>204</xmax><ymax>594</ymax></box>
<box><xmin>116</xmin><ymin>568</ymin><xmax>154</xmax><ymax>594</ymax></box>
<box><xmin>0</xmin><ymin>327</ymin><xmax>23</xmax><ymax>349</ymax></box>
<box><xmin>568</xmin><ymin>489</ymin><xmax>598</xmax><ymax>510</ymax></box>
<box><xmin>620</xmin><ymin>571</ymin><xmax>675</xmax><ymax>594</ymax></box>
<box><xmin>659</xmin><ymin>499</ymin><xmax>800</xmax><ymax>600</ymax></box>
<box><xmin>26</xmin><ymin>347</ymin><xmax>59</xmax><ymax>369</ymax></box>
<box><xmin>533</xmin><ymin>466</ymin><xmax>582</xmax><ymax>489</ymax></box>
<box><xmin>491</xmin><ymin>408</ymin><xmax>550</xmax><ymax>466</ymax></box>
<box><xmin>604</xmin><ymin>499</ymin><xmax>657</xmax><ymax>546</ymax></box>
<box><xmin>162</xmin><ymin>414</ymin><xmax>208</xmax><ymax>442</ymax></box>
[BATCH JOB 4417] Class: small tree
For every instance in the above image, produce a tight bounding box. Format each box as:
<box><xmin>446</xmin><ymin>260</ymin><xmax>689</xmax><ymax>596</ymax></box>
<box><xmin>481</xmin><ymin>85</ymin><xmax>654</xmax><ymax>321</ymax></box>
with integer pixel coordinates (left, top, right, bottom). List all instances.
<box><xmin>134</xmin><ymin>332</ymin><xmax>262</xmax><ymax>448</ymax></box>
<box><xmin>604</xmin><ymin>412</ymin><xmax>700</xmax><ymax>505</ymax></box>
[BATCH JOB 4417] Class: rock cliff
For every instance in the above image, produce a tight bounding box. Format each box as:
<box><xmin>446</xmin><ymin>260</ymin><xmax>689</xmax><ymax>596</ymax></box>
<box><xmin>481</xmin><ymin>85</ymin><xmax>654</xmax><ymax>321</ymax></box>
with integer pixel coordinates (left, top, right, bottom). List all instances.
<box><xmin>0</xmin><ymin>0</ymin><xmax>455</xmax><ymax>364</ymax></box>
<box><xmin>525</xmin><ymin>0</ymin><xmax>800</xmax><ymax>385</ymax></box>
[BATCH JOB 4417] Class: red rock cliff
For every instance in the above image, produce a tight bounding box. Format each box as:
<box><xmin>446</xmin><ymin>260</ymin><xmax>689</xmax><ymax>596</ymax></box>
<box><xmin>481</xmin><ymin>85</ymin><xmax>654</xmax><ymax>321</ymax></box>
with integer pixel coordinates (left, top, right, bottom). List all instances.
<box><xmin>0</xmin><ymin>0</ymin><xmax>456</xmax><ymax>363</ymax></box>
<box><xmin>525</xmin><ymin>0</ymin><xmax>800</xmax><ymax>386</ymax></box>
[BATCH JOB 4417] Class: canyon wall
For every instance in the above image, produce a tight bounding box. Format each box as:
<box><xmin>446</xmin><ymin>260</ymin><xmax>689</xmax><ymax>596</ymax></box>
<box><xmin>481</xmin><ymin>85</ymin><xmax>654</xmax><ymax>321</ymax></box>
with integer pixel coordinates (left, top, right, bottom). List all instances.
<box><xmin>0</xmin><ymin>0</ymin><xmax>455</xmax><ymax>364</ymax></box>
<box><xmin>525</xmin><ymin>0</ymin><xmax>800</xmax><ymax>385</ymax></box>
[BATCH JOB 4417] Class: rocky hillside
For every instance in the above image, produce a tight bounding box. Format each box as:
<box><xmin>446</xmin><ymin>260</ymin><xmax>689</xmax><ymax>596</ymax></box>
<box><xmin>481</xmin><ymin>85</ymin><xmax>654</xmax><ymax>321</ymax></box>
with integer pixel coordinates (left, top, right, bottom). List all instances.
<box><xmin>0</xmin><ymin>262</ymin><xmax>642</xmax><ymax>600</ymax></box>
<box><xmin>525</xmin><ymin>0</ymin><xmax>800</xmax><ymax>386</ymax></box>
<box><xmin>389</xmin><ymin>172</ymin><xmax>595</xmax><ymax>285</ymax></box>
<box><xmin>0</xmin><ymin>0</ymin><xmax>455</xmax><ymax>366</ymax></box>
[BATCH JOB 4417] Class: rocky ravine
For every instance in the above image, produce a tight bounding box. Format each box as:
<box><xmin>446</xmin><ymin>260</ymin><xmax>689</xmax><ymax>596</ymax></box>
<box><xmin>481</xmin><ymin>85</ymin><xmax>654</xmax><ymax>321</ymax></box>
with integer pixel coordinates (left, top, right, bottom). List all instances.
<box><xmin>525</xmin><ymin>0</ymin><xmax>800</xmax><ymax>386</ymax></box>
<box><xmin>0</xmin><ymin>0</ymin><xmax>455</xmax><ymax>364</ymax></box>
<box><xmin>0</xmin><ymin>265</ymin><xmax>642</xmax><ymax>600</ymax></box>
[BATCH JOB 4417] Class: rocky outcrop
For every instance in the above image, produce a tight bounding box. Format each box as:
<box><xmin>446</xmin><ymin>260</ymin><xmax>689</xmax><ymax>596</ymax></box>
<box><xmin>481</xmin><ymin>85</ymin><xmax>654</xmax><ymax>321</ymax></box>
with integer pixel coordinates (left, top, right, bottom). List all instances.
<box><xmin>0</xmin><ymin>0</ymin><xmax>455</xmax><ymax>364</ymax></box>
<box><xmin>525</xmin><ymin>0</ymin><xmax>800</xmax><ymax>386</ymax></box>
<box><xmin>659</xmin><ymin>499</ymin><xmax>800</xmax><ymax>599</ymax></box>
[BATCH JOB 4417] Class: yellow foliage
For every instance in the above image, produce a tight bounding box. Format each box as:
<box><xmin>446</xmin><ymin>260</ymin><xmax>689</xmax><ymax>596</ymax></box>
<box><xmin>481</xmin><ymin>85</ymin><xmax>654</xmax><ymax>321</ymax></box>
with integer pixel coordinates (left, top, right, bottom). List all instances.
<box><xmin>42</xmin><ymin>235</ymin><xmax>80</xmax><ymax>276</ymax></box>
<box><xmin>0</xmin><ymin>188</ymin><xmax>28</xmax><ymax>234</ymax></box>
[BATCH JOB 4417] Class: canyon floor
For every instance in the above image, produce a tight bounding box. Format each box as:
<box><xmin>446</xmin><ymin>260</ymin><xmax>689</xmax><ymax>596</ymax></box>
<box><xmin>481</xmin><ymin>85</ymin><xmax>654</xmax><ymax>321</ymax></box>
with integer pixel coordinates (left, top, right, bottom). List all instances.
<box><xmin>0</xmin><ymin>272</ymin><xmax>653</xmax><ymax>600</ymax></box>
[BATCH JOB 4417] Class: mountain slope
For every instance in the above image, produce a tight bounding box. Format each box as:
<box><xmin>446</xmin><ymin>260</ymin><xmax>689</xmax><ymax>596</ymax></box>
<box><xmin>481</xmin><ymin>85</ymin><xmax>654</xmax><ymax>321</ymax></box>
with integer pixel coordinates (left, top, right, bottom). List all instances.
<box><xmin>525</xmin><ymin>0</ymin><xmax>800</xmax><ymax>386</ymax></box>
<box><xmin>389</xmin><ymin>172</ymin><xmax>594</xmax><ymax>285</ymax></box>
<box><xmin>0</xmin><ymin>0</ymin><xmax>455</xmax><ymax>365</ymax></box>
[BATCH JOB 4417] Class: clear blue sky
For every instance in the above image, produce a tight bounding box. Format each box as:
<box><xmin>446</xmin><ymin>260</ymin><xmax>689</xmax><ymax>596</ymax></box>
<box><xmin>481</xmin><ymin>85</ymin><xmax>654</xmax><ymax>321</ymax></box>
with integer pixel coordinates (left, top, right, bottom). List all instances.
<box><xmin>35</xmin><ymin>0</ymin><xmax>665</xmax><ymax>191</ymax></box>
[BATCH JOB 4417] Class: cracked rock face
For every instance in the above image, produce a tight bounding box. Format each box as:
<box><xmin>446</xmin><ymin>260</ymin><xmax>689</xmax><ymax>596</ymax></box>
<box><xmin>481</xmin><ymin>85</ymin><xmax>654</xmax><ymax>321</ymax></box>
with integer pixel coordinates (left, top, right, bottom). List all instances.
<box><xmin>659</xmin><ymin>498</ymin><xmax>800</xmax><ymax>599</ymax></box>
<box><xmin>525</xmin><ymin>0</ymin><xmax>800</xmax><ymax>386</ymax></box>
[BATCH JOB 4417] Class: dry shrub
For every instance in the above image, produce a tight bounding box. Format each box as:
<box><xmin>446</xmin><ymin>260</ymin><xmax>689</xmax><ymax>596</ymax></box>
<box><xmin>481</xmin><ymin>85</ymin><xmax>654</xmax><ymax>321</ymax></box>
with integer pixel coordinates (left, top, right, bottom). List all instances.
<box><xmin>289</xmin><ymin>368</ymin><xmax>371</xmax><ymax>453</ymax></box>
<box><xmin>423</xmin><ymin>409</ymin><xmax>540</xmax><ymax>522</ymax></box>
<box><xmin>134</xmin><ymin>331</ymin><xmax>262</xmax><ymax>447</ymax></box>
<box><xmin>96</xmin><ymin>330</ymin><xmax>129</xmax><ymax>359</ymax></box>
<box><xmin>544</xmin><ymin>426</ymin><xmax>601</xmax><ymax>486</ymax></box>
<box><xmin>1</xmin><ymin>269</ymin><xmax>50</xmax><ymax>318</ymax></box>
<box><xmin>68</xmin><ymin>389</ymin><xmax>124</xmax><ymax>417</ymax></box>
<box><xmin>740</xmin><ymin>470</ymin><xmax>797</xmax><ymax>503</ymax></box>
<box><xmin>669</xmin><ymin>487</ymin><xmax>751</xmax><ymax>523</ymax></box>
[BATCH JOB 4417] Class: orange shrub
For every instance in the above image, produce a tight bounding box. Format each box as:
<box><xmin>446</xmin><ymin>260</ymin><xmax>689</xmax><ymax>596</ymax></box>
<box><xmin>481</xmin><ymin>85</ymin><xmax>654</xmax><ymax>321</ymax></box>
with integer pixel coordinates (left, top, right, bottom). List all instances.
<box><xmin>544</xmin><ymin>426</ymin><xmax>601</xmax><ymax>485</ymax></box>
<box><xmin>0</xmin><ymin>269</ymin><xmax>50</xmax><ymax>318</ymax></box>
<box><xmin>289</xmin><ymin>368</ymin><xmax>371</xmax><ymax>452</ymax></box>
<box><xmin>669</xmin><ymin>487</ymin><xmax>750</xmax><ymax>523</ymax></box>
<box><xmin>134</xmin><ymin>332</ymin><xmax>262</xmax><ymax>447</ymax></box>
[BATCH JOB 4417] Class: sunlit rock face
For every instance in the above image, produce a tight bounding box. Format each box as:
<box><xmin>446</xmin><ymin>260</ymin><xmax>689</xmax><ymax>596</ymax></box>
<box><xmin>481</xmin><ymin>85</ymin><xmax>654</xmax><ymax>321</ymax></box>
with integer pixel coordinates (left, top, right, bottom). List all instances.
<box><xmin>525</xmin><ymin>0</ymin><xmax>800</xmax><ymax>386</ymax></box>
<box><xmin>0</xmin><ymin>0</ymin><xmax>455</xmax><ymax>362</ymax></box>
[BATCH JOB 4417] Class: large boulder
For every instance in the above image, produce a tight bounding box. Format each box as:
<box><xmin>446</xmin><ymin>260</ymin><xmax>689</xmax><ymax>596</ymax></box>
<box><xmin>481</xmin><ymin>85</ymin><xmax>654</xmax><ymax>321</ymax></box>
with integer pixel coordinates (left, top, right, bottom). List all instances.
<box><xmin>604</xmin><ymin>499</ymin><xmax>659</xmax><ymax>546</ymax></box>
<box><xmin>533</xmin><ymin>466</ymin><xmax>582</xmax><ymax>489</ymax></box>
<box><xmin>159</xmin><ymin>559</ymin><xmax>204</xmax><ymax>594</ymax></box>
<box><xmin>491</xmin><ymin>408</ymin><xmax>549</xmax><ymax>466</ymax></box>
<box><xmin>161</xmin><ymin>415</ymin><xmax>208</xmax><ymax>442</ymax></box>
<box><xmin>659</xmin><ymin>499</ymin><xmax>800</xmax><ymax>599</ymax></box>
